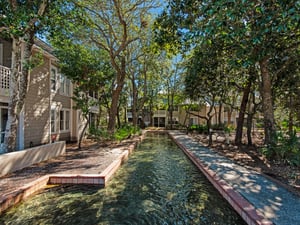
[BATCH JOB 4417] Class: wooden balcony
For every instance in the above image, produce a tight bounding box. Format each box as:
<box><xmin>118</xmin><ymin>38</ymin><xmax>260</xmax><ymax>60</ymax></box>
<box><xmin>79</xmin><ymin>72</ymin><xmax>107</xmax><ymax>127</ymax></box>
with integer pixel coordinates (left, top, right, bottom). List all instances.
<box><xmin>0</xmin><ymin>65</ymin><xmax>10</xmax><ymax>97</ymax></box>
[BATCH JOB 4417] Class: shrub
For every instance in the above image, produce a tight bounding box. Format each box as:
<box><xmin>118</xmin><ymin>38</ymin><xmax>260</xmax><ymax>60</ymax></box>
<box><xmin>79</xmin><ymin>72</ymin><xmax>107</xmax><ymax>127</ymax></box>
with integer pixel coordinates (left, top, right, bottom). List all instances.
<box><xmin>224</xmin><ymin>125</ymin><xmax>234</xmax><ymax>134</ymax></box>
<box><xmin>188</xmin><ymin>124</ymin><xmax>208</xmax><ymax>133</ymax></box>
<box><xmin>114</xmin><ymin>124</ymin><xmax>141</xmax><ymax>141</ymax></box>
<box><xmin>88</xmin><ymin>126</ymin><xmax>111</xmax><ymax>140</ymax></box>
<box><xmin>260</xmin><ymin>130</ymin><xmax>300</xmax><ymax>166</ymax></box>
<box><xmin>280</xmin><ymin>120</ymin><xmax>300</xmax><ymax>132</ymax></box>
<box><xmin>211</xmin><ymin>123</ymin><xmax>234</xmax><ymax>133</ymax></box>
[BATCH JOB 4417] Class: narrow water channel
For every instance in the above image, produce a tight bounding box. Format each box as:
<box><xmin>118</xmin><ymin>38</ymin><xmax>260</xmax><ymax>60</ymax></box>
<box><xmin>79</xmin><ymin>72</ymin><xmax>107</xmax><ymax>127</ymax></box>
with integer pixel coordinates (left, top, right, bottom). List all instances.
<box><xmin>0</xmin><ymin>132</ymin><xmax>246</xmax><ymax>225</ymax></box>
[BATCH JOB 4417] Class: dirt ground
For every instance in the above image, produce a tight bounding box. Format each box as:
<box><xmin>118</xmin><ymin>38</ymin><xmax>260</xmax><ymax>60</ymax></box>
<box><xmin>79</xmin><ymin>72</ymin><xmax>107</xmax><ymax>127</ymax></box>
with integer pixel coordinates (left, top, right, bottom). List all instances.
<box><xmin>189</xmin><ymin>132</ymin><xmax>300</xmax><ymax>196</ymax></box>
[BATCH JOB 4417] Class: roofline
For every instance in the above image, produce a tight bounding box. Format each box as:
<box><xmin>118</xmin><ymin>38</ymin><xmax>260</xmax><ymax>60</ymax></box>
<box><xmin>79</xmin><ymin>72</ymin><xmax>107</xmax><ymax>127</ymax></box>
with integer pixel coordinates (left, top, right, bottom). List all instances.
<box><xmin>33</xmin><ymin>38</ymin><xmax>58</xmax><ymax>61</ymax></box>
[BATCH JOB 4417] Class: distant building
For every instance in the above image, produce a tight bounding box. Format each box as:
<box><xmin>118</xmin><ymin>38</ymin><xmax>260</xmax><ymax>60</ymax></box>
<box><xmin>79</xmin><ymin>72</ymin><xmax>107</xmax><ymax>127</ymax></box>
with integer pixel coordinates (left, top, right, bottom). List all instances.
<box><xmin>127</xmin><ymin>103</ymin><xmax>239</xmax><ymax>128</ymax></box>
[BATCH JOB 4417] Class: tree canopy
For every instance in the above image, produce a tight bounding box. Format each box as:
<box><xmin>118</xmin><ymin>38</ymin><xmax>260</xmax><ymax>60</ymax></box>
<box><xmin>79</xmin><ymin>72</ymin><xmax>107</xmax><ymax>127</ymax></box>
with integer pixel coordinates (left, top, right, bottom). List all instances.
<box><xmin>155</xmin><ymin>0</ymin><xmax>300</xmax><ymax>145</ymax></box>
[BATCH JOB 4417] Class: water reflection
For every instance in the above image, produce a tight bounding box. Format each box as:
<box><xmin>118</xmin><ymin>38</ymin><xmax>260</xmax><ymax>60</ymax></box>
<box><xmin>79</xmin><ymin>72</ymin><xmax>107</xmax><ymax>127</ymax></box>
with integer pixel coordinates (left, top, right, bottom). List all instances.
<box><xmin>0</xmin><ymin>133</ymin><xmax>246</xmax><ymax>225</ymax></box>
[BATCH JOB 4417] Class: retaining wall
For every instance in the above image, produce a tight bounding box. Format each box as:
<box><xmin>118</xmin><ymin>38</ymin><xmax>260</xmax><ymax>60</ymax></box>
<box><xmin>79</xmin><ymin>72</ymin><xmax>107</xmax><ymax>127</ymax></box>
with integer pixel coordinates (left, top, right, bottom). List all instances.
<box><xmin>0</xmin><ymin>141</ymin><xmax>65</xmax><ymax>177</ymax></box>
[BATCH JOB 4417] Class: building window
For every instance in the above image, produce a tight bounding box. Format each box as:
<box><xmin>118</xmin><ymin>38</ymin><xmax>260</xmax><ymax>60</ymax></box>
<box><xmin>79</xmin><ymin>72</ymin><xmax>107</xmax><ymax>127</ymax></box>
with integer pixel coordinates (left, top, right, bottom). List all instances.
<box><xmin>66</xmin><ymin>111</ymin><xmax>70</xmax><ymax>130</ymax></box>
<box><xmin>189</xmin><ymin>117</ymin><xmax>197</xmax><ymax>125</ymax></box>
<box><xmin>60</xmin><ymin>75</ymin><xmax>65</xmax><ymax>94</ymax></box>
<box><xmin>51</xmin><ymin>110</ymin><xmax>56</xmax><ymax>133</ymax></box>
<box><xmin>60</xmin><ymin>111</ymin><xmax>64</xmax><ymax>131</ymax></box>
<box><xmin>60</xmin><ymin>74</ymin><xmax>71</xmax><ymax>96</ymax></box>
<box><xmin>50</xmin><ymin>67</ymin><xmax>57</xmax><ymax>91</ymax></box>
<box><xmin>66</xmin><ymin>79</ymin><xmax>70</xmax><ymax>95</ymax></box>
<box><xmin>89</xmin><ymin>112</ymin><xmax>98</xmax><ymax>128</ymax></box>
<box><xmin>0</xmin><ymin>107</ymin><xmax>8</xmax><ymax>144</ymax></box>
<box><xmin>60</xmin><ymin>110</ymin><xmax>70</xmax><ymax>131</ymax></box>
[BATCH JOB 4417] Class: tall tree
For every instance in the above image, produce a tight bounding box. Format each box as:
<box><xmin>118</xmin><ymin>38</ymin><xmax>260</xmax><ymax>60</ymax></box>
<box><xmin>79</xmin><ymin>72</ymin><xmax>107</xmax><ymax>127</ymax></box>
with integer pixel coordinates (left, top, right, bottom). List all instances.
<box><xmin>81</xmin><ymin>0</ymin><xmax>158</xmax><ymax>133</ymax></box>
<box><xmin>126</xmin><ymin>26</ymin><xmax>154</xmax><ymax>127</ymax></box>
<box><xmin>51</xmin><ymin>39</ymin><xmax>114</xmax><ymax>148</ymax></box>
<box><xmin>234</xmin><ymin>67</ymin><xmax>256</xmax><ymax>145</ymax></box>
<box><xmin>156</xmin><ymin>0</ymin><xmax>300</xmax><ymax>145</ymax></box>
<box><xmin>165</xmin><ymin>57</ymin><xmax>185</xmax><ymax>129</ymax></box>
<box><xmin>0</xmin><ymin>0</ymin><xmax>70</xmax><ymax>152</ymax></box>
<box><xmin>272</xmin><ymin>49</ymin><xmax>300</xmax><ymax>134</ymax></box>
<box><xmin>185</xmin><ymin>43</ymin><xmax>228</xmax><ymax>145</ymax></box>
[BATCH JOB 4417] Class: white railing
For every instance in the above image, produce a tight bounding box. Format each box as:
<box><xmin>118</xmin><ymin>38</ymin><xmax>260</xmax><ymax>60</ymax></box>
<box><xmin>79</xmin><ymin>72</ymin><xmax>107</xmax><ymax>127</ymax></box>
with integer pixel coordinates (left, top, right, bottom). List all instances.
<box><xmin>0</xmin><ymin>65</ymin><xmax>10</xmax><ymax>91</ymax></box>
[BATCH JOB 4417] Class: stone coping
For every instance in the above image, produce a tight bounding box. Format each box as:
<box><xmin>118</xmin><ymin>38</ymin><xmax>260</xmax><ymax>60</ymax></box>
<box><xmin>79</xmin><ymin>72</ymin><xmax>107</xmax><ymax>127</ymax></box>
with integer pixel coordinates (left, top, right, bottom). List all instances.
<box><xmin>0</xmin><ymin>130</ymin><xmax>271</xmax><ymax>225</ymax></box>
<box><xmin>168</xmin><ymin>131</ymin><xmax>274</xmax><ymax>225</ymax></box>
<box><xmin>0</xmin><ymin>141</ymin><xmax>138</xmax><ymax>215</ymax></box>
<box><xmin>0</xmin><ymin>141</ymin><xmax>66</xmax><ymax>177</ymax></box>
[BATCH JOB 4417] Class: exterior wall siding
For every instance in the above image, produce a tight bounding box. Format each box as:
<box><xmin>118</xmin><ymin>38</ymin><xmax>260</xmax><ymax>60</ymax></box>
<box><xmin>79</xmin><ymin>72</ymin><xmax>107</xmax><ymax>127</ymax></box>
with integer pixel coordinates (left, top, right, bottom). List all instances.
<box><xmin>154</xmin><ymin>105</ymin><xmax>239</xmax><ymax>128</ymax></box>
<box><xmin>51</xmin><ymin>74</ymin><xmax>72</xmax><ymax>142</ymax></box>
<box><xmin>23</xmin><ymin>51</ymin><xmax>74</xmax><ymax>147</ymax></box>
<box><xmin>71</xmin><ymin>109</ymin><xmax>78</xmax><ymax>142</ymax></box>
<box><xmin>24</xmin><ymin>54</ymin><xmax>51</xmax><ymax>148</ymax></box>
<box><xmin>52</xmin><ymin>94</ymin><xmax>71</xmax><ymax>109</ymax></box>
<box><xmin>0</xmin><ymin>39</ymin><xmax>81</xmax><ymax>151</ymax></box>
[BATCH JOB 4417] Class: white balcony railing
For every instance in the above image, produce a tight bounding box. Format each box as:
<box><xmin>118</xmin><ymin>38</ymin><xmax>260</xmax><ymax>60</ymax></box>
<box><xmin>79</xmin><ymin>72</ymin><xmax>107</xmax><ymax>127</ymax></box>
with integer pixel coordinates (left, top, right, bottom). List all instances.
<box><xmin>0</xmin><ymin>65</ymin><xmax>10</xmax><ymax>96</ymax></box>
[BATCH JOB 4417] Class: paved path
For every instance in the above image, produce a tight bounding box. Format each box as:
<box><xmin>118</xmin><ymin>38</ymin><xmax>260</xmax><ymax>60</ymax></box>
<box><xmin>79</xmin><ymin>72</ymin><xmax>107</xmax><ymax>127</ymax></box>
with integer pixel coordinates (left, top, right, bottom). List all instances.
<box><xmin>0</xmin><ymin>139</ymin><xmax>137</xmax><ymax>197</ymax></box>
<box><xmin>169</xmin><ymin>130</ymin><xmax>300</xmax><ymax>225</ymax></box>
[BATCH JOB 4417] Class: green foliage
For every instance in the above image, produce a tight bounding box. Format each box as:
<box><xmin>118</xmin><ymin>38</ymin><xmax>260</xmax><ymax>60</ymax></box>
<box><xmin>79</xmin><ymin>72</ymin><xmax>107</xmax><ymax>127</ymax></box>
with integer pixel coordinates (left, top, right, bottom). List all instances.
<box><xmin>88</xmin><ymin>126</ymin><xmax>111</xmax><ymax>141</ymax></box>
<box><xmin>156</xmin><ymin>0</ymin><xmax>300</xmax><ymax>146</ymax></box>
<box><xmin>188</xmin><ymin>124</ymin><xmax>208</xmax><ymax>134</ymax></box>
<box><xmin>261</xmin><ymin>131</ymin><xmax>300</xmax><ymax>166</ymax></box>
<box><xmin>88</xmin><ymin>124</ymin><xmax>142</xmax><ymax>142</ymax></box>
<box><xmin>224</xmin><ymin>125</ymin><xmax>235</xmax><ymax>134</ymax></box>
<box><xmin>210</xmin><ymin>123</ymin><xmax>234</xmax><ymax>133</ymax></box>
<box><xmin>185</xmin><ymin>43</ymin><xmax>227</xmax><ymax>101</ymax></box>
<box><xmin>22</xmin><ymin>51</ymin><xmax>44</xmax><ymax>71</ymax></box>
<box><xmin>0</xmin><ymin>1</ymin><xmax>77</xmax><ymax>38</ymax></box>
<box><xmin>51</xmin><ymin>38</ymin><xmax>114</xmax><ymax>118</ymax></box>
<box><xmin>114</xmin><ymin>124</ymin><xmax>141</xmax><ymax>141</ymax></box>
<box><xmin>280</xmin><ymin>120</ymin><xmax>300</xmax><ymax>132</ymax></box>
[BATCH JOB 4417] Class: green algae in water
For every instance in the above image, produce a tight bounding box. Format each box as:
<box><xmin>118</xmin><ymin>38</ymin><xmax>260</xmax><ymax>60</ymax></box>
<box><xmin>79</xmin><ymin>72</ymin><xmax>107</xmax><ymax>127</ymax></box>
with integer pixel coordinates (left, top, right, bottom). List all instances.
<box><xmin>0</xmin><ymin>133</ymin><xmax>247</xmax><ymax>225</ymax></box>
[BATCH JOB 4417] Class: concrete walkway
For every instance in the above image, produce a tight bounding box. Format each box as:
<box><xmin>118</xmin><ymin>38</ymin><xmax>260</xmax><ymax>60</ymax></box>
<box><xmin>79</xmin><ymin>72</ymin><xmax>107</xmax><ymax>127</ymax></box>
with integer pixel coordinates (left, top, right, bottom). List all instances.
<box><xmin>169</xmin><ymin>130</ymin><xmax>300</xmax><ymax>225</ymax></box>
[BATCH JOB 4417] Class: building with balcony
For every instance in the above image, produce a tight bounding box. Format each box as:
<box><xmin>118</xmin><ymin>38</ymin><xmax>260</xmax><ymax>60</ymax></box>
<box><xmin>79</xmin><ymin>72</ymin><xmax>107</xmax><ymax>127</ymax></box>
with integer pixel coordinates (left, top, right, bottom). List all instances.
<box><xmin>0</xmin><ymin>38</ymin><xmax>87</xmax><ymax>153</ymax></box>
<box><xmin>127</xmin><ymin>103</ymin><xmax>239</xmax><ymax>129</ymax></box>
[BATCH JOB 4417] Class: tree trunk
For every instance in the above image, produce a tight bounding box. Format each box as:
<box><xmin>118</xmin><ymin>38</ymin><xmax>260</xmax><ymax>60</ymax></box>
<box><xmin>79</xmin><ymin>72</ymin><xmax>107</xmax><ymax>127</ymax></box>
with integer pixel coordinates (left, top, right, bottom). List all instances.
<box><xmin>246</xmin><ymin>113</ymin><xmax>253</xmax><ymax>146</ymax></box>
<box><xmin>123</xmin><ymin>106</ymin><xmax>127</xmax><ymax>124</ymax></box>
<box><xmin>4</xmin><ymin>36</ymin><xmax>33</xmax><ymax>152</ymax></box>
<box><xmin>288</xmin><ymin>95</ymin><xmax>294</xmax><ymax>134</ymax></box>
<box><xmin>117</xmin><ymin>105</ymin><xmax>121</xmax><ymax>128</ymax></box>
<box><xmin>168</xmin><ymin>93</ymin><xmax>174</xmax><ymax>129</ymax></box>
<box><xmin>207</xmin><ymin>118</ymin><xmax>213</xmax><ymax>146</ymax></box>
<box><xmin>108</xmin><ymin>85</ymin><xmax>123</xmax><ymax>133</ymax></box>
<box><xmin>235</xmin><ymin>75</ymin><xmax>252</xmax><ymax>145</ymax></box>
<box><xmin>107</xmin><ymin>58</ymin><xmax>126</xmax><ymax>133</ymax></box>
<box><xmin>227</xmin><ymin>110</ymin><xmax>232</xmax><ymax>126</ymax></box>
<box><xmin>78</xmin><ymin>114</ymin><xmax>89</xmax><ymax>149</ymax></box>
<box><xmin>131</xmin><ymin>77</ymin><xmax>138</xmax><ymax>127</ymax></box>
<box><xmin>184</xmin><ymin>108</ymin><xmax>190</xmax><ymax>134</ymax></box>
<box><xmin>246</xmin><ymin>92</ymin><xmax>258</xmax><ymax>146</ymax></box>
<box><xmin>218</xmin><ymin>103</ymin><xmax>222</xmax><ymax>125</ymax></box>
<box><xmin>169</xmin><ymin>107</ymin><xmax>173</xmax><ymax>129</ymax></box>
<box><xmin>259</xmin><ymin>58</ymin><xmax>276</xmax><ymax>145</ymax></box>
<box><xmin>4</xmin><ymin>38</ymin><xmax>21</xmax><ymax>152</ymax></box>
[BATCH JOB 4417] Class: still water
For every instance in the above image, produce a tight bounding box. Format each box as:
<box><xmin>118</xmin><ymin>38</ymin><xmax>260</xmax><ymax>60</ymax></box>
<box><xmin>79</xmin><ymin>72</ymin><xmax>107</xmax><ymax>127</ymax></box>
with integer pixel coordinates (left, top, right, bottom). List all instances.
<box><xmin>0</xmin><ymin>132</ymin><xmax>246</xmax><ymax>225</ymax></box>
